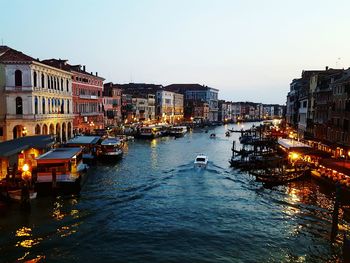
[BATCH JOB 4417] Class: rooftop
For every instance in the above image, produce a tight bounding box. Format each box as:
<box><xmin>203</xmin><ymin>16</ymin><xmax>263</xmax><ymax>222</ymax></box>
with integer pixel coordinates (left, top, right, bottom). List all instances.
<box><xmin>67</xmin><ymin>136</ymin><xmax>101</xmax><ymax>145</ymax></box>
<box><xmin>36</xmin><ymin>147</ymin><xmax>82</xmax><ymax>160</ymax></box>
<box><xmin>0</xmin><ymin>45</ymin><xmax>35</xmax><ymax>63</ymax></box>
<box><xmin>0</xmin><ymin>135</ymin><xmax>55</xmax><ymax>158</ymax></box>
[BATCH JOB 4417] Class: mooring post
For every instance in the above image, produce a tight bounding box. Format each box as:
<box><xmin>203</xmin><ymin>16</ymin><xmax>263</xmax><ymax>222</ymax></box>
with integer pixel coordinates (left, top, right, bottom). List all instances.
<box><xmin>331</xmin><ymin>183</ymin><xmax>341</xmax><ymax>242</ymax></box>
<box><xmin>20</xmin><ymin>181</ymin><xmax>31</xmax><ymax>211</ymax></box>
<box><xmin>52</xmin><ymin>168</ymin><xmax>57</xmax><ymax>195</ymax></box>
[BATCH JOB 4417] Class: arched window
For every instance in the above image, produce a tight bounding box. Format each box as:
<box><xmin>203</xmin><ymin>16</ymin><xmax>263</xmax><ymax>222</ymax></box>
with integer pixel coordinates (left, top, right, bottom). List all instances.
<box><xmin>33</xmin><ymin>71</ymin><xmax>37</xmax><ymax>87</ymax></box>
<box><xmin>50</xmin><ymin>77</ymin><xmax>53</xmax><ymax>90</ymax></box>
<box><xmin>67</xmin><ymin>99</ymin><xmax>70</xmax><ymax>113</ymax></box>
<box><xmin>34</xmin><ymin>97</ymin><xmax>38</xmax><ymax>114</ymax></box>
<box><xmin>41</xmin><ymin>73</ymin><xmax>45</xmax><ymax>88</ymax></box>
<box><xmin>54</xmin><ymin>77</ymin><xmax>57</xmax><ymax>90</ymax></box>
<box><xmin>15</xmin><ymin>70</ymin><xmax>22</xmax><ymax>86</ymax></box>
<box><xmin>61</xmin><ymin>100</ymin><xmax>64</xmax><ymax>114</ymax></box>
<box><xmin>66</xmin><ymin>80</ymin><xmax>69</xmax><ymax>92</ymax></box>
<box><xmin>48</xmin><ymin>99</ymin><xmax>51</xmax><ymax>113</ymax></box>
<box><xmin>47</xmin><ymin>76</ymin><xmax>50</xmax><ymax>89</ymax></box>
<box><xmin>16</xmin><ymin>97</ymin><xmax>23</xmax><ymax>115</ymax></box>
<box><xmin>42</xmin><ymin>98</ymin><xmax>46</xmax><ymax>114</ymax></box>
<box><xmin>61</xmin><ymin>79</ymin><xmax>63</xmax><ymax>91</ymax></box>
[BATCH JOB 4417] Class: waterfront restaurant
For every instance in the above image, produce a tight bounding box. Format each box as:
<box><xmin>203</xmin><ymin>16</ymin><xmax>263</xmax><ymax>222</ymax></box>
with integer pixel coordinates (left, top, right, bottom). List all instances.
<box><xmin>0</xmin><ymin>135</ymin><xmax>55</xmax><ymax>180</ymax></box>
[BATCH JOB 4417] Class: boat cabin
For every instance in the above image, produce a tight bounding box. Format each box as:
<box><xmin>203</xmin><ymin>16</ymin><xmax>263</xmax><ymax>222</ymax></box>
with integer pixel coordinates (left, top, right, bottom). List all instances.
<box><xmin>35</xmin><ymin>147</ymin><xmax>84</xmax><ymax>183</ymax></box>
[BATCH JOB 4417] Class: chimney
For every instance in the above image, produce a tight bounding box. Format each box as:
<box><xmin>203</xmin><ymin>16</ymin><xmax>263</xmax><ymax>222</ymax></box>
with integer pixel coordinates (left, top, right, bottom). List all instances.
<box><xmin>325</xmin><ymin>66</ymin><xmax>329</xmax><ymax>70</ymax></box>
<box><xmin>96</xmin><ymin>72</ymin><xmax>98</xmax><ymax>76</ymax></box>
<box><xmin>83</xmin><ymin>65</ymin><xmax>86</xmax><ymax>72</ymax></box>
<box><xmin>91</xmin><ymin>72</ymin><xmax>93</xmax><ymax>75</ymax></box>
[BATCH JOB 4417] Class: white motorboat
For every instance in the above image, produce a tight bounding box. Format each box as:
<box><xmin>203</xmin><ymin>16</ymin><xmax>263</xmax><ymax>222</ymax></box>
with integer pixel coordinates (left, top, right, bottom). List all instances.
<box><xmin>194</xmin><ymin>154</ymin><xmax>208</xmax><ymax>168</ymax></box>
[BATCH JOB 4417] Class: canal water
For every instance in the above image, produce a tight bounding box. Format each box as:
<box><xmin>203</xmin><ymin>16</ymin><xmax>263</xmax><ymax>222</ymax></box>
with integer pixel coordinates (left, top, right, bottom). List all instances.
<box><xmin>0</xmin><ymin>122</ymin><xmax>348</xmax><ymax>262</ymax></box>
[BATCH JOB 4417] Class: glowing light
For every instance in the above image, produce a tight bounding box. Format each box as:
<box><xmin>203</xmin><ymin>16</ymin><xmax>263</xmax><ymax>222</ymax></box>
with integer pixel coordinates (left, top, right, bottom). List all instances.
<box><xmin>290</xmin><ymin>152</ymin><xmax>299</xmax><ymax>160</ymax></box>
<box><xmin>22</xmin><ymin>163</ymin><xmax>30</xmax><ymax>172</ymax></box>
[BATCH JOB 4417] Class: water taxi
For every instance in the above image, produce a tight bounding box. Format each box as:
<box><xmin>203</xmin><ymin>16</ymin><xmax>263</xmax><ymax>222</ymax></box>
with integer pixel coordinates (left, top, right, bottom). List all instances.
<box><xmin>98</xmin><ymin>138</ymin><xmax>123</xmax><ymax>162</ymax></box>
<box><xmin>194</xmin><ymin>154</ymin><xmax>208</xmax><ymax>168</ymax></box>
<box><xmin>35</xmin><ymin>147</ymin><xmax>88</xmax><ymax>195</ymax></box>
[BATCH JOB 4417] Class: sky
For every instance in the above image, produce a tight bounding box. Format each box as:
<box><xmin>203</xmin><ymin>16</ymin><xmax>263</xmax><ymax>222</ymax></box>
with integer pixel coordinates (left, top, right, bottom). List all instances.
<box><xmin>1</xmin><ymin>0</ymin><xmax>350</xmax><ymax>104</ymax></box>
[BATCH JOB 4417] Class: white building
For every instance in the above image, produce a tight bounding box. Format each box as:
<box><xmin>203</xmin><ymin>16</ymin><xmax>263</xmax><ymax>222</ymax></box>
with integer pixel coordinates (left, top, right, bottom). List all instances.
<box><xmin>0</xmin><ymin>46</ymin><xmax>74</xmax><ymax>142</ymax></box>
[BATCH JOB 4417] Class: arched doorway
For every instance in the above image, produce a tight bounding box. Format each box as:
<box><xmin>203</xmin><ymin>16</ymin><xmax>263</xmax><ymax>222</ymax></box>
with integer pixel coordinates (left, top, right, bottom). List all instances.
<box><xmin>56</xmin><ymin>123</ymin><xmax>61</xmax><ymax>142</ymax></box>
<box><xmin>62</xmin><ymin>122</ymin><xmax>67</xmax><ymax>142</ymax></box>
<box><xmin>35</xmin><ymin>124</ymin><xmax>41</xmax><ymax>135</ymax></box>
<box><xmin>68</xmin><ymin>122</ymin><xmax>72</xmax><ymax>139</ymax></box>
<box><xmin>13</xmin><ymin>125</ymin><xmax>25</xmax><ymax>139</ymax></box>
<box><xmin>42</xmin><ymin>124</ymin><xmax>48</xmax><ymax>135</ymax></box>
<box><xmin>49</xmin><ymin>123</ymin><xmax>54</xmax><ymax>135</ymax></box>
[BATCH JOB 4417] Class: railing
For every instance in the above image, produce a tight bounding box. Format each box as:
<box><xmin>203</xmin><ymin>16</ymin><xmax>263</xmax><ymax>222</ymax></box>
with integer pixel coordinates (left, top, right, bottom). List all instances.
<box><xmin>79</xmin><ymin>95</ymin><xmax>98</xmax><ymax>100</ymax></box>
<box><xmin>5</xmin><ymin>86</ymin><xmax>33</xmax><ymax>92</ymax></box>
<box><xmin>6</xmin><ymin>113</ymin><xmax>74</xmax><ymax>120</ymax></box>
<box><xmin>80</xmin><ymin>112</ymin><xmax>102</xmax><ymax>116</ymax></box>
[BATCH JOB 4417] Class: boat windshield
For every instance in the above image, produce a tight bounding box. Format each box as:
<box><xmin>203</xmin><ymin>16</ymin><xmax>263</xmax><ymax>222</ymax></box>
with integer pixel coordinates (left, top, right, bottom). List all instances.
<box><xmin>196</xmin><ymin>157</ymin><xmax>206</xmax><ymax>162</ymax></box>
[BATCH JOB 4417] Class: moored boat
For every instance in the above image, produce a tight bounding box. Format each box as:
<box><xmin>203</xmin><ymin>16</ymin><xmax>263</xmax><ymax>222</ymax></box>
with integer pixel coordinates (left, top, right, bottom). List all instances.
<box><xmin>98</xmin><ymin>138</ymin><xmax>123</xmax><ymax>162</ymax></box>
<box><xmin>139</xmin><ymin>126</ymin><xmax>162</xmax><ymax>139</ymax></box>
<box><xmin>170</xmin><ymin>126</ymin><xmax>187</xmax><ymax>137</ymax></box>
<box><xmin>35</xmin><ymin>147</ymin><xmax>88</xmax><ymax>196</ymax></box>
<box><xmin>6</xmin><ymin>189</ymin><xmax>37</xmax><ymax>201</ymax></box>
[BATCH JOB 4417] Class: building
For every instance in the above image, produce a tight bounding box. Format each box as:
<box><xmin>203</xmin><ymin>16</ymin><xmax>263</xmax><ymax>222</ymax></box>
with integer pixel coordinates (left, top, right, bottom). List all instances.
<box><xmin>103</xmin><ymin>82</ymin><xmax>122</xmax><ymax>126</ymax></box>
<box><xmin>42</xmin><ymin>59</ymin><xmax>105</xmax><ymax>134</ymax></box>
<box><xmin>165</xmin><ymin>84</ymin><xmax>219</xmax><ymax>122</ymax></box>
<box><xmin>121</xmin><ymin>93</ymin><xmax>133</xmax><ymax>123</ymax></box>
<box><xmin>156</xmin><ymin>90</ymin><xmax>184</xmax><ymax>123</ymax></box>
<box><xmin>0</xmin><ymin>46</ymin><xmax>74</xmax><ymax>142</ymax></box>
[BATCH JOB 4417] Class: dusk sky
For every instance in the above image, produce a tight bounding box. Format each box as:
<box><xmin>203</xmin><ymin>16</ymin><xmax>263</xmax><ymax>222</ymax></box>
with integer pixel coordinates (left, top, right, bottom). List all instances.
<box><xmin>2</xmin><ymin>0</ymin><xmax>350</xmax><ymax>104</ymax></box>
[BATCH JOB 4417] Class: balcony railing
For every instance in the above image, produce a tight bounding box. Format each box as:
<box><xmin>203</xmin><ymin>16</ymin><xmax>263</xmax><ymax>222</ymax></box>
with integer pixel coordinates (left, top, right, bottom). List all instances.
<box><xmin>79</xmin><ymin>95</ymin><xmax>98</xmax><ymax>100</ymax></box>
<box><xmin>6</xmin><ymin>113</ymin><xmax>74</xmax><ymax>120</ymax></box>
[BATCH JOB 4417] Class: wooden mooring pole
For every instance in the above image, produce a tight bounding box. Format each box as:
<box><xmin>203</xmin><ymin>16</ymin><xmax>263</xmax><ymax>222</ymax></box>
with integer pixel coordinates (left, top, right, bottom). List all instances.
<box><xmin>331</xmin><ymin>184</ymin><xmax>341</xmax><ymax>242</ymax></box>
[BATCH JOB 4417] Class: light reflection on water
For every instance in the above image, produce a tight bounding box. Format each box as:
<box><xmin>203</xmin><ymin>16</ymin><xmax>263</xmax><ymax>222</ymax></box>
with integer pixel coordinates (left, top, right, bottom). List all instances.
<box><xmin>0</xmin><ymin>122</ymin><xmax>349</xmax><ymax>262</ymax></box>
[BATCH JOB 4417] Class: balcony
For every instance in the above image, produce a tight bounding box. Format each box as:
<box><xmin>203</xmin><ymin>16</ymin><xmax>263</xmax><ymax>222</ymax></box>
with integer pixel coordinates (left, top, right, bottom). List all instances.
<box><xmin>6</xmin><ymin>113</ymin><xmax>74</xmax><ymax>120</ymax></box>
<box><xmin>79</xmin><ymin>95</ymin><xmax>98</xmax><ymax>100</ymax></box>
<box><xmin>5</xmin><ymin>86</ymin><xmax>33</xmax><ymax>92</ymax></box>
<box><xmin>80</xmin><ymin>112</ymin><xmax>102</xmax><ymax>116</ymax></box>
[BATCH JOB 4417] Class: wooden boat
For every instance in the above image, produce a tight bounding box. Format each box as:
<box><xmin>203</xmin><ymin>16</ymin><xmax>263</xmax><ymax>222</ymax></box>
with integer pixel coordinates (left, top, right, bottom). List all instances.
<box><xmin>6</xmin><ymin>189</ymin><xmax>37</xmax><ymax>201</ymax></box>
<box><xmin>251</xmin><ymin>169</ymin><xmax>306</xmax><ymax>185</ymax></box>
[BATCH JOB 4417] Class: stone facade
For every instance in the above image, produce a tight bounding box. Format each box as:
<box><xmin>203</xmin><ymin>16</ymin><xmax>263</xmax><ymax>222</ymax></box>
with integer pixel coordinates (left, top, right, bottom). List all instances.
<box><xmin>0</xmin><ymin>46</ymin><xmax>74</xmax><ymax>142</ymax></box>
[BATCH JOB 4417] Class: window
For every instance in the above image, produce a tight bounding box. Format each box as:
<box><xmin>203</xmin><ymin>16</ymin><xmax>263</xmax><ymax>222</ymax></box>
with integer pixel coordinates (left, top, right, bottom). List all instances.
<box><xmin>41</xmin><ymin>73</ymin><xmax>45</xmax><ymax>88</ymax></box>
<box><xmin>42</xmin><ymin>98</ymin><xmax>46</xmax><ymax>114</ymax></box>
<box><xmin>66</xmin><ymin>80</ymin><xmax>69</xmax><ymax>92</ymax></box>
<box><xmin>61</xmin><ymin>100</ymin><xmax>64</xmax><ymax>114</ymax></box>
<box><xmin>34</xmin><ymin>97</ymin><xmax>38</xmax><ymax>114</ymax></box>
<box><xmin>16</xmin><ymin>97</ymin><xmax>23</xmax><ymax>114</ymax></box>
<box><xmin>47</xmin><ymin>76</ymin><xmax>50</xmax><ymax>89</ymax></box>
<box><xmin>67</xmin><ymin>99</ymin><xmax>70</xmax><ymax>113</ymax></box>
<box><xmin>0</xmin><ymin>127</ymin><xmax>3</xmax><ymax>136</ymax></box>
<box><xmin>61</xmin><ymin>79</ymin><xmax>63</xmax><ymax>91</ymax></box>
<box><xmin>33</xmin><ymin>71</ymin><xmax>37</xmax><ymax>87</ymax></box>
<box><xmin>15</xmin><ymin>70</ymin><xmax>22</xmax><ymax>86</ymax></box>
